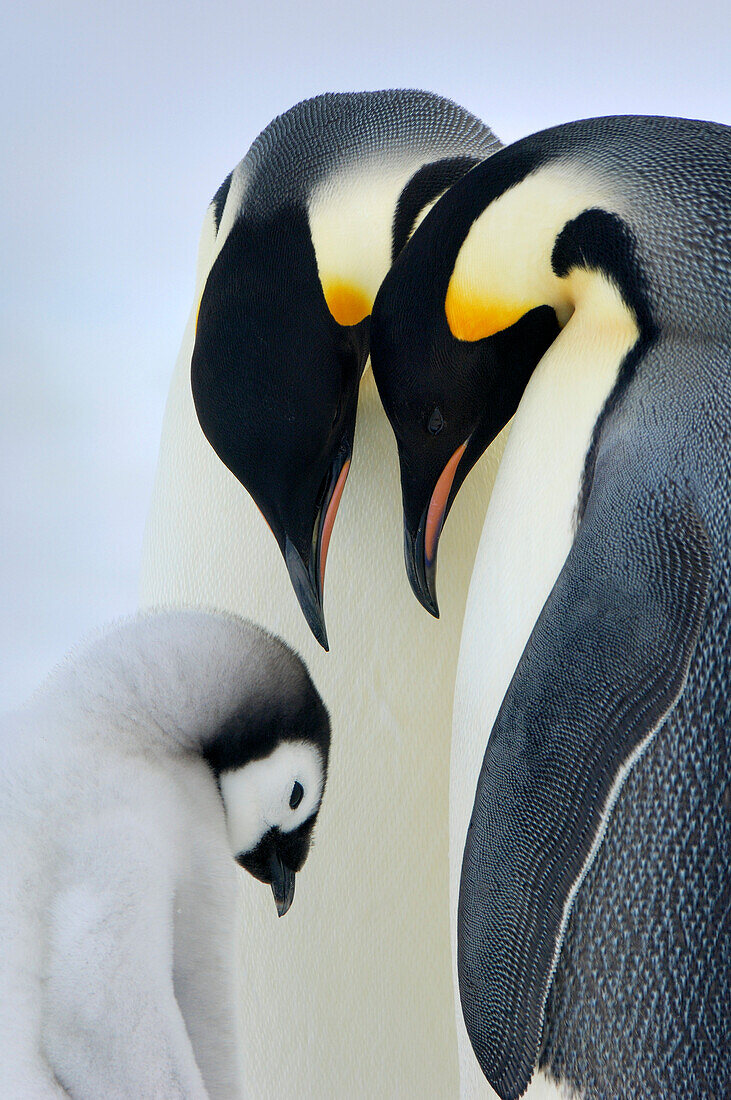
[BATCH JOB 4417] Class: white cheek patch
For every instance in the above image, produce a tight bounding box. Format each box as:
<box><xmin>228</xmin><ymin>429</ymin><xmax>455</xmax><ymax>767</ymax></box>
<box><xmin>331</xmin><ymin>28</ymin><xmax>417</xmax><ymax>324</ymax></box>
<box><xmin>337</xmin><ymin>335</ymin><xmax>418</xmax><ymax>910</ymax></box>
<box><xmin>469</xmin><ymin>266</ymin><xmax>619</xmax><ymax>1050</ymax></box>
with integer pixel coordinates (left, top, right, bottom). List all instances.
<box><xmin>448</xmin><ymin>160</ymin><xmax>619</xmax><ymax>333</ymax></box>
<box><xmin>219</xmin><ymin>741</ymin><xmax>325</xmax><ymax>857</ymax></box>
<box><xmin>308</xmin><ymin>156</ymin><xmax>427</xmax><ymax>312</ymax></box>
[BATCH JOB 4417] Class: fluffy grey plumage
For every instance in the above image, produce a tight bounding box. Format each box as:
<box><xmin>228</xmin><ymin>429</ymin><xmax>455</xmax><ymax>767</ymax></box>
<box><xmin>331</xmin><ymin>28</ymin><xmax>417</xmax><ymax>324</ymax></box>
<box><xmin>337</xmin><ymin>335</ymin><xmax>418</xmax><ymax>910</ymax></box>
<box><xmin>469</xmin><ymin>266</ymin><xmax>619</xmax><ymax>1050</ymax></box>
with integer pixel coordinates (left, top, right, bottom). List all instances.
<box><xmin>0</xmin><ymin>610</ymin><xmax>329</xmax><ymax>1099</ymax></box>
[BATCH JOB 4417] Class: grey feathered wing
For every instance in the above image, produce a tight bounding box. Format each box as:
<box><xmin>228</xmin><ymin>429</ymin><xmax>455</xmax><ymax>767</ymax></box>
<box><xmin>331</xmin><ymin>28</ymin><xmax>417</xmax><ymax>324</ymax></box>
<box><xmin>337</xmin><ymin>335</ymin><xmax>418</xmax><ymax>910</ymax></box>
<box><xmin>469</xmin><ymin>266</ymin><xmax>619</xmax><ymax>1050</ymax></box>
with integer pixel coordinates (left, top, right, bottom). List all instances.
<box><xmin>457</xmin><ymin>473</ymin><xmax>711</xmax><ymax>1100</ymax></box>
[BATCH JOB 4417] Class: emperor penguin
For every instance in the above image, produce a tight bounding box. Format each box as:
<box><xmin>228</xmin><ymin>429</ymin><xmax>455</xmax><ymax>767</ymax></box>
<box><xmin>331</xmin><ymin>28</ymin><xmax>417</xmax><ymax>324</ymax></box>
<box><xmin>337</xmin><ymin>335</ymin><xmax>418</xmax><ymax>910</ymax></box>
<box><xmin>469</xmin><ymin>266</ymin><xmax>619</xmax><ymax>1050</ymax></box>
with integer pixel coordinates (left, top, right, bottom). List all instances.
<box><xmin>370</xmin><ymin>115</ymin><xmax>731</xmax><ymax>1099</ymax></box>
<box><xmin>140</xmin><ymin>91</ymin><xmax>505</xmax><ymax>1097</ymax></box>
<box><xmin>1</xmin><ymin>609</ymin><xmax>330</xmax><ymax>1100</ymax></box>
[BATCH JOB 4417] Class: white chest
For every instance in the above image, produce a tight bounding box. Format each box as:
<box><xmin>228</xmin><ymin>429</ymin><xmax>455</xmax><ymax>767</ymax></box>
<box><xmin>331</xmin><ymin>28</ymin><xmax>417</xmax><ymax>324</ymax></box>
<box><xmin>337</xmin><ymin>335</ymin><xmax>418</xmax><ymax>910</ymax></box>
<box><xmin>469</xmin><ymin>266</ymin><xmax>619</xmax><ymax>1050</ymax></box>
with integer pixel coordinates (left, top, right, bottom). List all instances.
<box><xmin>449</xmin><ymin>303</ymin><xmax>636</xmax><ymax>1098</ymax></box>
<box><xmin>139</xmin><ymin>314</ymin><xmax>503</xmax><ymax>1097</ymax></box>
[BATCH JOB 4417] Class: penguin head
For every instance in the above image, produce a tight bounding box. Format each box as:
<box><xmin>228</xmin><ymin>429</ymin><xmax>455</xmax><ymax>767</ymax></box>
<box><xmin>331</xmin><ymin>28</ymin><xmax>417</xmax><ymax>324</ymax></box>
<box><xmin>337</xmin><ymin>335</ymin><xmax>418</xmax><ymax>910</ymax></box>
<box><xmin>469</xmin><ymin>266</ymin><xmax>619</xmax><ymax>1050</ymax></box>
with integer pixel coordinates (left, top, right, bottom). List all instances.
<box><xmin>371</xmin><ymin>275</ymin><xmax>557</xmax><ymax>616</ymax></box>
<box><xmin>220</xmin><ymin>739</ymin><xmax>328</xmax><ymax>917</ymax></box>
<box><xmin>370</xmin><ymin>149</ymin><xmax>630</xmax><ymax>613</ymax></box>
<box><xmin>59</xmin><ymin>609</ymin><xmax>330</xmax><ymax>917</ymax></box>
<box><xmin>192</xmin><ymin>209</ymin><xmax>369</xmax><ymax>652</ymax></box>
<box><xmin>196</xmin><ymin>616</ymin><xmax>330</xmax><ymax>917</ymax></box>
<box><xmin>190</xmin><ymin>92</ymin><xmax>502</xmax><ymax>648</ymax></box>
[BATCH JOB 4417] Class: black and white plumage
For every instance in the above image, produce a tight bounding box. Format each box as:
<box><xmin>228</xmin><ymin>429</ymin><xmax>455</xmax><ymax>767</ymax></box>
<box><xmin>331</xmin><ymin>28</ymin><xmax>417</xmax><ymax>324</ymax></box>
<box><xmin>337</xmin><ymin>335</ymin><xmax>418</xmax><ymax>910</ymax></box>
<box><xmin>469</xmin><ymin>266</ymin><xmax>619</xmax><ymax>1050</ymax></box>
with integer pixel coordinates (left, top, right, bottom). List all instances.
<box><xmin>142</xmin><ymin>91</ymin><xmax>505</xmax><ymax>1097</ymax></box>
<box><xmin>187</xmin><ymin>90</ymin><xmax>500</xmax><ymax>647</ymax></box>
<box><xmin>370</xmin><ymin>116</ymin><xmax>731</xmax><ymax>1098</ymax></box>
<box><xmin>0</xmin><ymin>610</ymin><xmax>329</xmax><ymax>1099</ymax></box>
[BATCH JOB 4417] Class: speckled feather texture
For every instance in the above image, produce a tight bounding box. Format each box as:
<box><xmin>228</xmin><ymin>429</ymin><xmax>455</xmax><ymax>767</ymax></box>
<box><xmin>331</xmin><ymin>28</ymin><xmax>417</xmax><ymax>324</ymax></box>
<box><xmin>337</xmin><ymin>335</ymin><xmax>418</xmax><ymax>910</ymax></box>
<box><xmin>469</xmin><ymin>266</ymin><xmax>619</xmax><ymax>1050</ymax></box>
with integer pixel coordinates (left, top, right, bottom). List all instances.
<box><xmin>230</xmin><ymin>90</ymin><xmax>497</xmax><ymax>216</ymax></box>
<box><xmin>141</xmin><ymin>91</ymin><xmax>503</xmax><ymax>1099</ymax></box>
<box><xmin>542</xmin><ymin>541</ymin><xmax>730</xmax><ymax>1099</ymax></box>
<box><xmin>460</xmin><ymin>473</ymin><xmax>713</xmax><ymax>1098</ymax></box>
<box><xmin>438</xmin><ymin>118</ymin><xmax>731</xmax><ymax>1099</ymax></box>
<box><xmin>539</xmin><ymin>341</ymin><xmax>731</xmax><ymax>1100</ymax></box>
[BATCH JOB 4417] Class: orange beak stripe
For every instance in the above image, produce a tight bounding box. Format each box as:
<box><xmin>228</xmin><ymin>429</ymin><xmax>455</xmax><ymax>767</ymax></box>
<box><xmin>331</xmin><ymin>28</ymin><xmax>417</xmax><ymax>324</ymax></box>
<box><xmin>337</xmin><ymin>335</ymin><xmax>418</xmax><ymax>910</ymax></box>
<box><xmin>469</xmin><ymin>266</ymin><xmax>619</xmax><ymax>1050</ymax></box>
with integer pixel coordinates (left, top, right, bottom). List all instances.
<box><xmin>424</xmin><ymin>441</ymin><xmax>469</xmax><ymax>565</ymax></box>
<box><xmin>319</xmin><ymin>458</ymin><xmax>351</xmax><ymax>594</ymax></box>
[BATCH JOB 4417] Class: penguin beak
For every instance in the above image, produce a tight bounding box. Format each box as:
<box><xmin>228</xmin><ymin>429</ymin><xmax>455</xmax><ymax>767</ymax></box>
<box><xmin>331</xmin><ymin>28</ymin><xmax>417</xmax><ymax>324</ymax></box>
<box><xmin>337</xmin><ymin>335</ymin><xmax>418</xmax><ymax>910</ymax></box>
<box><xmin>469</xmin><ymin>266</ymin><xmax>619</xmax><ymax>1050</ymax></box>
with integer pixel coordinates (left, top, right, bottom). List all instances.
<box><xmin>403</xmin><ymin>438</ymin><xmax>470</xmax><ymax>618</ymax></box>
<box><xmin>268</xmin><ymin>850</ymin><xmax>296</xmax><ymax>917</ymax></box>
<box><xmin>283</xmin><ymin>444</ymin><xmax>351</xmax><ymax>651</ymax></box>
<box><xmin>404</xmin><ymin>513</ymin><xmax>439</xmax><ymax>619</ymax></box>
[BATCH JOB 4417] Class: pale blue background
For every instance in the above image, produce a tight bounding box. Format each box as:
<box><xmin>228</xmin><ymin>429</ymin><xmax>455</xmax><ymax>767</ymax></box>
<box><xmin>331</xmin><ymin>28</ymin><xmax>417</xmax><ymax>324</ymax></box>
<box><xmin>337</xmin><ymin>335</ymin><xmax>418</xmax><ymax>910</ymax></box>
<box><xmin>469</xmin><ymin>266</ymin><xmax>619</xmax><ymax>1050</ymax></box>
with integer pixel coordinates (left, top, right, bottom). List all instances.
<box><xmin>2</xmin><ymin>0</ymin><xmax>729</xmax><ymax>706</ymax></box>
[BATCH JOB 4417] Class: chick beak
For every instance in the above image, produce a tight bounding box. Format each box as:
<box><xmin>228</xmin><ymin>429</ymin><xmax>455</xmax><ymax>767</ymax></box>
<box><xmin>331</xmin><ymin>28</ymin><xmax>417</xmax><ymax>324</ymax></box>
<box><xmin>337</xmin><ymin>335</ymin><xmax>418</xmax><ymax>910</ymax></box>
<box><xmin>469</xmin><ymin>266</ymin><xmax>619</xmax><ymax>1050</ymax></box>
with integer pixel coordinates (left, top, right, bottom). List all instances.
<box><xmin>403</xmin><ymin>439</ymin><xmax>470</xmax><ymax>619</ymax></box>
<box><xmin>268</xmin><ymin>850</ymin><xmax>296</xmax><ymax>918</ymax></box>
<box><xmin>284</xmin><ymin>444</ymin><xmax>351</xmax><ymax>651</ymax></box>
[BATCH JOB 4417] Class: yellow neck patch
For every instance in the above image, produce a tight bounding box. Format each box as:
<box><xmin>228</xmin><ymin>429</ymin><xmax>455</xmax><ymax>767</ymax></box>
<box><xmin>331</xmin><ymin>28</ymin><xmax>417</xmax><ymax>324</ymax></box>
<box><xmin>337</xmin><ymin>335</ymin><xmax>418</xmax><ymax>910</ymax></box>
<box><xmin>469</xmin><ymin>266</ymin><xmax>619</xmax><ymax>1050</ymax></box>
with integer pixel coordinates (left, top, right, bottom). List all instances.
<box><xmin>445</xmin><ymin>284</ymin><xmax>532</xmax><ymax>342</ymax></box>
<box><xmin>323</xmin><ymin>281</ymin><xmax>371</xmax><ymax>327</ymax></box>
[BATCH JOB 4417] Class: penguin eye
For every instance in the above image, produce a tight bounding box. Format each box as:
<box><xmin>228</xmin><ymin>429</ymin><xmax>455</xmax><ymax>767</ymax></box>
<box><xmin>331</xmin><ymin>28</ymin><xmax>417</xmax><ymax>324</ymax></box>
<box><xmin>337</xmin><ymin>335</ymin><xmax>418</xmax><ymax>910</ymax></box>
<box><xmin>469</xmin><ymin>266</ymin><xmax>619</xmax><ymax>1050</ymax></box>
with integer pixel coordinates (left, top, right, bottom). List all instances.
<box><xmin>427</xmin><ymin>407</ymin><xmax>444</xmax><ymax>435</ymax></box>
<box><xmin>289</xmin><ymin>781</ymin><xmax>304</xmax><ymax>810</ymax></box>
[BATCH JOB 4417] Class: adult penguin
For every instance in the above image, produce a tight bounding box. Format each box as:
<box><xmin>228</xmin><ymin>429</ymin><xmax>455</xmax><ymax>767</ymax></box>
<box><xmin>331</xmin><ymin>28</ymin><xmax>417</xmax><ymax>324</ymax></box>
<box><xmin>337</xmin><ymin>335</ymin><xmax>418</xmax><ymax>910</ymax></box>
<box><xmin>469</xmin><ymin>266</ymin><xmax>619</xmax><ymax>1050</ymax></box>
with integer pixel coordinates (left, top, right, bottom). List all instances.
<box><xmin>370</xmin><ymin>115</ymin><xmax>730</xmax><ymax>1099</ymax></box>
<box><xmin>140</xmin><ymin>91</ymin><xmax>504</xmax><ymax>1097</ymax></box>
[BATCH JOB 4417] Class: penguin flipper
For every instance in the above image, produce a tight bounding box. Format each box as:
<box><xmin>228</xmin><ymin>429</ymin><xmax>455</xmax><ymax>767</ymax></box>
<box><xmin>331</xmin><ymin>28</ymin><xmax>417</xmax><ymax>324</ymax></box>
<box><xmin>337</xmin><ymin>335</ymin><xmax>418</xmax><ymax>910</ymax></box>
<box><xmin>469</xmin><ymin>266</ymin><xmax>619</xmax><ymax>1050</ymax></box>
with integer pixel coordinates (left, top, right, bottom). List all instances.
<box><xmin>457</xmin><ymin>480</ymin><xmax>711</xmax><ymax>1100</ymax></box>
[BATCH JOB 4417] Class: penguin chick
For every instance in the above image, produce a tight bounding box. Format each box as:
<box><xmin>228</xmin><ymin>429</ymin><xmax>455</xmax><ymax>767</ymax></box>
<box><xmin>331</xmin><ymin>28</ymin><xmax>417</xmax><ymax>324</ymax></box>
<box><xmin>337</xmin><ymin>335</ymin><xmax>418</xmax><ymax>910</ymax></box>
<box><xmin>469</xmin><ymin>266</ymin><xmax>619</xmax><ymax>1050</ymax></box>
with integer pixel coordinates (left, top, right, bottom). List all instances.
<box><xmin>0</xmin><ymin>609</ymin><xmax>329</xmax><ymax>1100</ymax></box>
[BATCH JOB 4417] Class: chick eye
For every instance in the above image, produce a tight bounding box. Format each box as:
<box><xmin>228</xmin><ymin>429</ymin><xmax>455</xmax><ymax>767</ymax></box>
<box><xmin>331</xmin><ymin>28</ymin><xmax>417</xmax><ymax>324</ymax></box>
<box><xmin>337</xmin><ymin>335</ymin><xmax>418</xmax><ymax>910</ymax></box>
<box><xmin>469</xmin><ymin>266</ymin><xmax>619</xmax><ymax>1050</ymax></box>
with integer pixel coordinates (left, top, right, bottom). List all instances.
<box><xmin>289</xmin><ymin>781</ymin><xmax>304</xmax><ymax>810</ymax></box>
<box><xmin>427</xmin><ymin>407</ymin><xmax>444</xmax><ymax>435</ymax></box>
